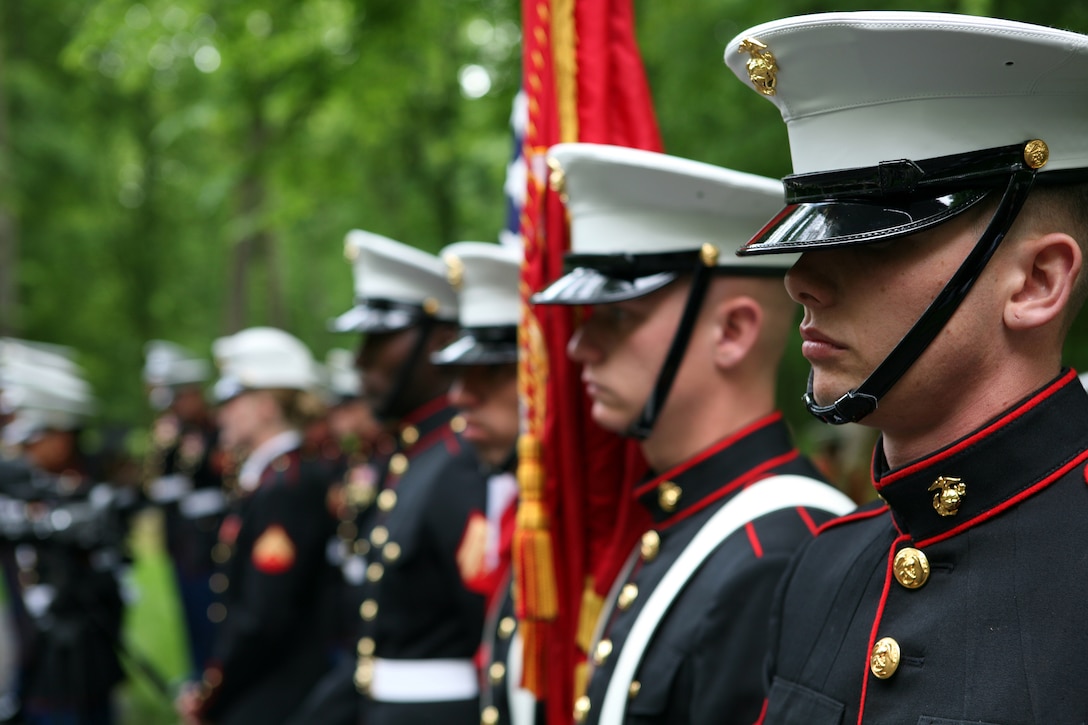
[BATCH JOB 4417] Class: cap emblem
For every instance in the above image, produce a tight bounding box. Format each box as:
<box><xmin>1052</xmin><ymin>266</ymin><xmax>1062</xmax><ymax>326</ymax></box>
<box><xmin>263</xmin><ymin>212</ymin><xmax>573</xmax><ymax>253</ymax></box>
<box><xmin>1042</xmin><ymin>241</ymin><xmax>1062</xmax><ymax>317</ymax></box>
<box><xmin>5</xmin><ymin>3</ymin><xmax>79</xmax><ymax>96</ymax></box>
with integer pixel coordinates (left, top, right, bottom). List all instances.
<box><xmin>1023</xmin><ymin>139</ymin><xmax>1049</xmax><ymax>170</ymax></box>
<box><xmin>699</xmin><ymin>243</ymin><xmax>719</xmax><ymax>267</ymax></box>
<box><xmin>546</xmin><ymin>155</ymin><xmax>568</xmax><ymax>203</ymax></box>
<box><xmin>737</xmin><ymin>38</ymin><xmax>779</xmax><ymax>96</ymax></box>
<box><xmin>344</xmin><ymin>239</ymin><xmax>359</xmax><ymax>261</ymax></box>
<box><xmin>443</xmin><ymin>253</ymin><xmax>464</xmax><ymax>291</ymax></box>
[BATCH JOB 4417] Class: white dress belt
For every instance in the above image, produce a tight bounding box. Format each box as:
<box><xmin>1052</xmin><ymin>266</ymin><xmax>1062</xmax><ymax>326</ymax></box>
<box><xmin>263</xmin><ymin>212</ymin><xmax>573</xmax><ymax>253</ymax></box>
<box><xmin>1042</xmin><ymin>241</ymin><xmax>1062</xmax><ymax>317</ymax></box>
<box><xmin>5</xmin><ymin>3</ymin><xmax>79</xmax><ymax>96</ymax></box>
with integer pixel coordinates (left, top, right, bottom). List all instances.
<box><xmin>148</xmin><ymin>473</ymin><xmax>193</xmax><ymax>503</ymax></box>
<box><xmin>369</xmin><ymin>657</ymin><xmax>479</xmax><ymax>703</ymax></box>
<box><xmin>178</xmin><ymin>488</ymin><xmax>228</xmax><ymax>519</ymax></box>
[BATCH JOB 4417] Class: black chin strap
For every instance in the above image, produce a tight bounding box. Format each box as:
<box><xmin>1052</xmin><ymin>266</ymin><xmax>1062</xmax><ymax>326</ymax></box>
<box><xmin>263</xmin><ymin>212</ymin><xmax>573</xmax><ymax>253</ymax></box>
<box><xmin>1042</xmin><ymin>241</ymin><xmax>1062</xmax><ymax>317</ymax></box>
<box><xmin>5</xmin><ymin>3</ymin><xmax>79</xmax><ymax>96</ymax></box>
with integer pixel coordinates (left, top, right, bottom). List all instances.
<box><xmin>626</xmin><ymin>254</ymin><xmax>717</xmax><ymax>440</ymax></box>
<box><xmin>377</xmin><ymin>316</ymin><xmax>437</xmax><ymax>421</ymax></box>
<box><xmin>805</xmin><ymin>167</ymin><xmax>1039</xmax><ymax>425</ymax></box>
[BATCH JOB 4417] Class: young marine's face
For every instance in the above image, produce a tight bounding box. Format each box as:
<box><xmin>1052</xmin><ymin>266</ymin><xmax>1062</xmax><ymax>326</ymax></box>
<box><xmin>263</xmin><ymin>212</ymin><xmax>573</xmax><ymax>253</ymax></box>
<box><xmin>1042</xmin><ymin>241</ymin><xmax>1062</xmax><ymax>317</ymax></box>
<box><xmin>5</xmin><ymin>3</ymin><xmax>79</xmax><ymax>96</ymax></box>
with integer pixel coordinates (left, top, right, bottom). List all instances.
<box><xmin>784</xmin><ymin>208</ymin><xmax>993</xmax><ymax>429</ymax></box>
<box><xmin>217</xmin><ymin>390</ymin><xmax>277</xmax><ymax>455</ymax></box>
<box><xmin>566</xmin><ymin>283</ymin><xmax>686</xmax><ymax>434</ymax></box>
<box><xmin>447</xmin><ymin>363</ymin><xmax>519</xmax><ymax>468</ymax></box>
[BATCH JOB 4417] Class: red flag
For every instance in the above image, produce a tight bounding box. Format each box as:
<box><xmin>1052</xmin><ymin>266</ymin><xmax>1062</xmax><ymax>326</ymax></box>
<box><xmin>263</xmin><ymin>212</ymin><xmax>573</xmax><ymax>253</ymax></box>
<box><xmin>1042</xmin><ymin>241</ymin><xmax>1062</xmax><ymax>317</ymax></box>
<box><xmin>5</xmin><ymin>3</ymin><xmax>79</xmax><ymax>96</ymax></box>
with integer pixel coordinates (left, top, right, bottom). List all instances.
<box><xmin>515</xmin><ymin>1</ymin><xmax>661</xmax><ymax>722</ymax></box>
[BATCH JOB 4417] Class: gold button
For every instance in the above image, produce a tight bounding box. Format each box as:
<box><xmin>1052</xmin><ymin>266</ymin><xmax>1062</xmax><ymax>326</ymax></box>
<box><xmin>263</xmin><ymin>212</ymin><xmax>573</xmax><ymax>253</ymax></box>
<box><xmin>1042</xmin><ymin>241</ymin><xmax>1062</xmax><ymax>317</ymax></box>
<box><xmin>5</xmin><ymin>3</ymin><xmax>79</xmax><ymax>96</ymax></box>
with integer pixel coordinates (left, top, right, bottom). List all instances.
<box><xmin>628</xmin><ymin>680</ymin><xmax>641</xmax><ymax>699</ymax></box>
<box><xmin>389</xmin><ymin>454</ymin><xmax>409</xmax><ymax>477</ymax></box>
<box><xmin>209</xmin><ymin>573</ymin><xmax>229</xmax><ymax>594</ymax></box>
<box><xmin>481</xmin><ymin>705</ymin><xmax>500</xmax><ymax>725</ymax></box>
<box><xmin>370</xmin><ymin>525</ymin><xmax>389</xmax><ymax>546</ymax></box>
<box><xmin>593</xmin><ymin>638</ymin><xmax>613</xmax><ymax>666</ymax></box>
<box><xmin>893</xmin><ymin>547</ymin><xmax>931</xmax><ymax>589</ymax></box>
<box><xmin>354</xmin><ymin>539</ymin><xmax>371</xmax><ymax>556</ymax></box>
<box><xmin>207</xmin><ymin>603</ymin><xmax>227</xmax><ymax>623</ymax></box>
<box><xmin>357</xmin><ymin>637</ymin><xmax>375</xmax><ymax>657</ymax></box>
<box><xmin>366</xmin><ymin>562</ymin><xmax>384</xmax><ymax>582</ymax></box>
<box><xmin>202</xmin><ymin>667</ymin><xmax>223</xmax><ymax>688</ymax></box>
<box><xmin>658</xmin><ymin>481</ymin><xmax>682</xmax><ymax>512</ymax></box>
<box><xmin>400</xmin><ymin>426</ymin><xmax>419</xmax><ymax>446</ymax></box>
<box><xmin>489</xmin><ymin>661</ymin><xmax>506</xmax><ymax>685</ymax></box>
<box><xmin>640</xmin><ymin>530</ymin><xmax>660</xmax><ymax>562</ymax></box>
<box><xmin>383</xmin><ymin>542</ymin><xmax>401</xmax><ymax>562</ymax></box>
<box><xmin>360</xmin><ymin>599</ymin><xmax>379</xmax><ymax>621</ymax></box>
<box><xmin>573</xmin><ymin>695</ymin><xmax>591</xmax><ymax>723</ymax></box>
<box><xmin>378</xmin><ymin>488</ymin><xmax>398</xmax><ymax>511</ymax></box>
<box><xmin>211</xmin><ymin>543</ymin><xmax>232</xmax><ymax>563</ymax></box>
<box><xmin>338</xmin><ymin>520</ymin><xmax>358</xmax><ymax>541</ymax></box>
<box><xmin>450</xmin><ymin>415</ymin><xmax>467</xmax><ymax>433</ymax></box>
<box><xmin>870</xmin><ymin>636</ymin><xmax>901</xmax><ymax>679</ymax></box>
<box><xmin>498</xmin><ymin>616</ymin><xmax>516</xmax><ymax>640</ymax></box>
<box><xmin>354</xmin><ymin>658</ymin><xmax>374</xmax><ymax>691</ymax></box>
<box><xmin>617</xmin><ymin>583</ymin><xmax>638</xmax><ymax>611</ymax></box>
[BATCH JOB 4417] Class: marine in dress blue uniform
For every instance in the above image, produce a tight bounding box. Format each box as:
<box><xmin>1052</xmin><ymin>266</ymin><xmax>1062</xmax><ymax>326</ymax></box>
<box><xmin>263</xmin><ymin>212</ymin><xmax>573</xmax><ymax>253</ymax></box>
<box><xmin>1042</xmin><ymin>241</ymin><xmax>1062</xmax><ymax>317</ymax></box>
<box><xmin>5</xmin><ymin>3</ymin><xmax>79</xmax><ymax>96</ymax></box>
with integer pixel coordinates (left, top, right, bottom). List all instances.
<box><xmin>433</xmin><ymin>242</ymin><xmax>542</xmax><ymax>725</ymax></box>
<box><xmin>289</xmin><ymin>231</ymin><xmax>489</xmax><ymax>725</ymax></box>
<box><xmin>181</xmin><ymin>328</ymin><xmax>340</xmax><ymax>725</ymax></box>
<box><xmin>0</xmin><ymin>341</ymin><xmax>127</xmax><ymax>725</ymax></box>
<box><xmin>532</xmin><ymin>145</ymin><xmax>856</xmax><ymax>725</ymax></box>
<box><xmin>722</xmin><ymin>13</ymin><xmax>1088</xmax><ymax>724</ymax></box>
<box><xmin>141</xmin><ymin>340</ymin><xmax>226</xmax><ymax>677</ymax></box>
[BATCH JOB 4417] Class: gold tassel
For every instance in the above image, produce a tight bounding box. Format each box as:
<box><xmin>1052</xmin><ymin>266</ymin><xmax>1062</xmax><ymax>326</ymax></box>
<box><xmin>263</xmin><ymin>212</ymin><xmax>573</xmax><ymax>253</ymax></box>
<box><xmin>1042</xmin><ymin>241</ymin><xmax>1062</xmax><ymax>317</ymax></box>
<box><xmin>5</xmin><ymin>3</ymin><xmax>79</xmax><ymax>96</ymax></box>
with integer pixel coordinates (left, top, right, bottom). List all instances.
<box><xmin>514</xmin><ymin>433</ymin><xmax>558</xmax><ymax>695</ymax></box>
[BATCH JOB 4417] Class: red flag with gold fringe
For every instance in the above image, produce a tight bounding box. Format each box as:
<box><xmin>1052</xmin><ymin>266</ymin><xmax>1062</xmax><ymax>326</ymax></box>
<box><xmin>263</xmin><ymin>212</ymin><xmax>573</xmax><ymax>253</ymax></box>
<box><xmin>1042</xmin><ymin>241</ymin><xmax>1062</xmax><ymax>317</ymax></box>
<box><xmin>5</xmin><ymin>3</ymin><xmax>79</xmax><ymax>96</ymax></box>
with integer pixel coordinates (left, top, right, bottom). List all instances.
<box><xmin>515</xmin><ymin>1</ymin><xmax>661</xmax><ymax>722</ymax></box>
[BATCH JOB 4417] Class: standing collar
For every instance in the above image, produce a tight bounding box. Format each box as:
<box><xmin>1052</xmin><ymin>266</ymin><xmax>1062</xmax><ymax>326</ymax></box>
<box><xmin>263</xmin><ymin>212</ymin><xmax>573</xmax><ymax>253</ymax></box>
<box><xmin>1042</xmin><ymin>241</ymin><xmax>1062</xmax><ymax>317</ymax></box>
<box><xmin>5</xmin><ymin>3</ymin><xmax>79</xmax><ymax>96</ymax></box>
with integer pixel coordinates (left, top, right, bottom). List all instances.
<box><xmin>238</xmin><ymin>429</ymin><xmax>302</xmax><ymax>491</ymax></box>
<box><xmin>873</xmin><ymin>369</ymin><xmax>1088</xmax><ymax>545</ymax></box>
<box><xmin>633</xmin><ymin>412</ymin><xmax>799</xmax><ymax>529</ymax></box>
<box><xmin>396</xmin><ymin>396</ymin><xmax>459</xmax><ymax>454</ymax></box>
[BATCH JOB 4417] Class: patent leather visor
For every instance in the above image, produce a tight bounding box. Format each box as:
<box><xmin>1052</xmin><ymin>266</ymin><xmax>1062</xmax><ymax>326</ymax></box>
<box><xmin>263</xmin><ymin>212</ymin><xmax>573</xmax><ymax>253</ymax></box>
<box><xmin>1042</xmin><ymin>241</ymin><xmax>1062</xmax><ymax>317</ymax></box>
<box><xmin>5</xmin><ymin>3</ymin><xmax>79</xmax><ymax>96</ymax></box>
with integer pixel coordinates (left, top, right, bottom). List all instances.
<box><xmin>739</xmin><ymin>142</ymin><xmax>1043</xmax><ymax>255</ymax></box>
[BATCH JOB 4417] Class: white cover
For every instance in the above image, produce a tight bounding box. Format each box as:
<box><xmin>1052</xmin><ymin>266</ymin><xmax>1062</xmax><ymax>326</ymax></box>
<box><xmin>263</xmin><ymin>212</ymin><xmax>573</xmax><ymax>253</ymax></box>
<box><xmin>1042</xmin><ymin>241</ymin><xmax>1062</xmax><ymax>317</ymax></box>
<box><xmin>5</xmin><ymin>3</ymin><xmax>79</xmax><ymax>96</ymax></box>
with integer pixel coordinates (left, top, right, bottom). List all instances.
<box><xmin>212</xmin><ymin>327</ymin><xmax>318</xmax><ymax>397</ymax></box>
<box><xmin>548</xmin><ymin>143</ymin><xmax>793</xmax><ymax>268</ymax></box>
<box><xmin>344</xmin><ymin>229</ymin><xmax>458</xmax><ymax>318</ymax></box>
<box><xmin>439</xmin><ymin>242</ymin><xmax>522</xmax><ymax>328</ymax></box>
<box><xmin>724</xmin><ymin>12</ymin><xmax>1088</xmax><ymax>174</ymax></box>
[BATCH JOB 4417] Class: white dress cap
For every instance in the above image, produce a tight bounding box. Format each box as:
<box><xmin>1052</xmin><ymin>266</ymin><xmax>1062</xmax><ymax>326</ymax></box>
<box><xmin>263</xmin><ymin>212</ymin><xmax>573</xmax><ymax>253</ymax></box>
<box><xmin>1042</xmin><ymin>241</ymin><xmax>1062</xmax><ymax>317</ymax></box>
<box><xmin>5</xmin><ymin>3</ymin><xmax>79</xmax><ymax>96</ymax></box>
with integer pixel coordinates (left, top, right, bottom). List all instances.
<box><xmin>212</xmin><ymin>327</ymin><xmax>318</xmax><ymax>402</ymax></box>
<box><xmin>325</xmin><ymin>348</ymin><xmax>361</xmax><ymax>399</ymax></box>
<box><xmin>332</xmin><ymin>230</ymin><xmax>459</xmax><ymax>333</ymax></box>
<box><xmin>1</xmin><ymin>352</ymin><xmax>94</xmax><ymax>440</ymax></box>
<box><xmin>143</xmin><ymin>339</ymin><xmax>211</xmax><ymax>387</ymax></box>
<box><xmin>550</xmin><ymin>143</ymin><xmax>789</xmax><ymax>265</ymax></box>
<box><xmin>724</xmin><ymin>12</ymin><xmax>1088</xmax><ymax>175</ymax></box>
<box><xmin>439</xmin><ymin>242</ymin><xmax>522</xmax><ymax>329</ymax></box>
<box><xmin>432</xmin><ymin>242</ymin><xmax>522</xmax><ymax>366</ymax></box>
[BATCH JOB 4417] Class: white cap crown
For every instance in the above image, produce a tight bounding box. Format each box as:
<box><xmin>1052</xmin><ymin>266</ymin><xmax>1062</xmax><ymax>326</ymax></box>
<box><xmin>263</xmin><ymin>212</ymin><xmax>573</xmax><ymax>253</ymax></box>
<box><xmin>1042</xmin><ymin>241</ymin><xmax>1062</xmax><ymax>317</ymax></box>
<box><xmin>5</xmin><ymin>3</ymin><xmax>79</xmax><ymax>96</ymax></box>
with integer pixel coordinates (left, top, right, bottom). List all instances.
<box><xmin>440</xmin><ymin>242</ymin><xmax>522</xmax><ymax>328</ymax></box>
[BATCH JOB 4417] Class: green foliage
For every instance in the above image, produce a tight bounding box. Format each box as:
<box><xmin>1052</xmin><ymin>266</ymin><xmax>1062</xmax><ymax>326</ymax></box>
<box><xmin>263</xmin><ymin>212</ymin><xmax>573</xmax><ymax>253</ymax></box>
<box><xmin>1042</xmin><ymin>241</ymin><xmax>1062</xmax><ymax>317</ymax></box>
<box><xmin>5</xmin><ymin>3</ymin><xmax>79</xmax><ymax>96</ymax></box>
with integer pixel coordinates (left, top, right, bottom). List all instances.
<box><xmin>3</xmin><ymin>0</ymin><xmax>1087</xmax><ymax>478</ymax></box>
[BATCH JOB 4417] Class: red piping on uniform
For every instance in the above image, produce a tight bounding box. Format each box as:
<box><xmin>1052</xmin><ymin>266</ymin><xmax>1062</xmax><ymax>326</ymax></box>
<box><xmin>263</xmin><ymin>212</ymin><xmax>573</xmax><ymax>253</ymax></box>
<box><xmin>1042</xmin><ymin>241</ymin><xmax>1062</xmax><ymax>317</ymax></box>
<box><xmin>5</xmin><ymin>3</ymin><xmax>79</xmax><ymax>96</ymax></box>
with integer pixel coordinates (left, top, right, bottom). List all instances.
<box><xmin>753</xmin><ymin>698</ymin><xmax>769</xmax><ymax>725</ymax></box>
<box><xmin>877</xmin><ymin>370</ymin><xmax>1075</xmax><ymax>488</ymax></box>
<box><xmin>443</xmin><ymin>427</ymin><xmax>462</xmax><ymax>454</ymax></box>
<box><xmin>857</xmin><ymin>533</ymin><xmax>909</xmax><ymax>725</ymax></box>
<box><xmin>632</xmin><ymin>412</ymin><xmax>783</xmax><ymax>498</ymax></box>
<box><xmin>402</xmin><ymin>395</ymin><xmax>450</xmax><ymax>427</ymax></box>
<box><xmin>916</xmin><ymin>446</ymin><xmax>1088</xmax><ymax>548</ymax></box>
<box><xmin>745</xmin><ymin>522</ymin><xmax>764</xmax><ymax>558</ymax></box>
<box><xmin>653</xmin><ymin>450</ymin><xmax>801</xmax><ymax>532</ymax></box>
<box><xmin>414</xmin><ymin>419</ymin><xmax>456</xmax><ymax>454</ymax></box>
<box><xmin>815</xmin><ymin>505</ymin><xmax>888</xmax><ymax>537</ymax></box>
<box><xmin>796</xmin><ymin>506</ymin><xmax>819</xmax><ymax>536</ymax></box>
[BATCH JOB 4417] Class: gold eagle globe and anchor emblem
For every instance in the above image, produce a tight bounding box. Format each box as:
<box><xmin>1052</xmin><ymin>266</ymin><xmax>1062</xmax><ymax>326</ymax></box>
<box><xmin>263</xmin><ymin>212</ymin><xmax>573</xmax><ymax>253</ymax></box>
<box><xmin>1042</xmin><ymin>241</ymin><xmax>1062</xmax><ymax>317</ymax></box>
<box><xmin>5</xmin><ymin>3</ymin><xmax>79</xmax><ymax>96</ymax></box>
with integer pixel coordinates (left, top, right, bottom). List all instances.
<box><xmin>737</xmin><ymin>38</ymin><xmax>779</xmax><ymax>96</ymax></box>
<box><xmin>928</xmin><ymin>476</ymin><xmax>966</xmax><ymax>517</ymax></box>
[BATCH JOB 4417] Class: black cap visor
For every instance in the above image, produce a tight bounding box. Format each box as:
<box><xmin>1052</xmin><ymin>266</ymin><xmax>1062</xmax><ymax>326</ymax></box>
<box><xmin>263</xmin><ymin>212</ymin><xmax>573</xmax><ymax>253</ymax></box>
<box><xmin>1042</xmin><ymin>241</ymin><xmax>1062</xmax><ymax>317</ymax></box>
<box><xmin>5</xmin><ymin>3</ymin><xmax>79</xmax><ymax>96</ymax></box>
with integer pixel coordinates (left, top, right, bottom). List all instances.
<box><xmin>431</xmin><ymin>327</ymin><xmax>518</xmax><ymax>366</ymax></box>
<box><xmin>329</xmin><ymin>299</ymin><xmax>444</xmax><ymax>334</ymax></box>
<box><xmin>738</xmin><ymin>142</ymin><xmax>1042</xmax><ymax>256</ymax></box>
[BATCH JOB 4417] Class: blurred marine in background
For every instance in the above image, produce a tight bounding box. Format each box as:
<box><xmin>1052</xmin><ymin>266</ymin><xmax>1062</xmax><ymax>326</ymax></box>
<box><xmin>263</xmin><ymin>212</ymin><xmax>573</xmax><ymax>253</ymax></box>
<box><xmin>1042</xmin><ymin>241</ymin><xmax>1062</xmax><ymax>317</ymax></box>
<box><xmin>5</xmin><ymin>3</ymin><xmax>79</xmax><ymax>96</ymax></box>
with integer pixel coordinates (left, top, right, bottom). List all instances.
<box><xmin>0</xmin><ymin>339</ymin><xmax>133</xmax><ymax>725</ymax></box>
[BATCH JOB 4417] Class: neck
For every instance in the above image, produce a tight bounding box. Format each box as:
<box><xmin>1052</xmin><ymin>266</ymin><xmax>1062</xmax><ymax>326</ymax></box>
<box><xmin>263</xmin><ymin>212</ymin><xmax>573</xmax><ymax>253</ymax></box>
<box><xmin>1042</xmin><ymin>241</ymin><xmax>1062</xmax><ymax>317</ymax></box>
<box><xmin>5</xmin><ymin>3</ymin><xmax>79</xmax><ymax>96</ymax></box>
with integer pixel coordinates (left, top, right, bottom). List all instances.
<box><xmin>878</xmin><ymin>359</ymin><xmax>1061</xmax><ymax>469</ymax></box>
<box><xmin>639</xmin><ymin>384</ymin><xmax>776</xmax><ymax>472</ymax></box>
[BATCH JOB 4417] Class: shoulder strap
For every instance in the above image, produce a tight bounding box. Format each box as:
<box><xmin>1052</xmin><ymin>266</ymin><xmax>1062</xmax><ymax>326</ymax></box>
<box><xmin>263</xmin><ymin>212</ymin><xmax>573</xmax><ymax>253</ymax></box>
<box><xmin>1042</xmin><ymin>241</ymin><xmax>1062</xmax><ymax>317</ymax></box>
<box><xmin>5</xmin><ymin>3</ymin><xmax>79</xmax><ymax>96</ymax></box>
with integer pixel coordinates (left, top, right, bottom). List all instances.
<box><xmin>598</xmin><ymin>475</ymin><xmax>855</xmax><ymax>724</ymax></box>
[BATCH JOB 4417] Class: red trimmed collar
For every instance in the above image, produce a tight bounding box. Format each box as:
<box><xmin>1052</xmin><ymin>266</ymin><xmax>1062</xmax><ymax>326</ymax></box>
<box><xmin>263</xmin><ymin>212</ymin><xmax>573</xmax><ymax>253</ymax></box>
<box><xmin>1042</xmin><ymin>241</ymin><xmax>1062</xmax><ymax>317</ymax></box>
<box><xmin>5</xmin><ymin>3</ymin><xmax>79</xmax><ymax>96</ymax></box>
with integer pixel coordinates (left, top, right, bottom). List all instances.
<box><xmin>633</xmin><ymin>412</ymin><xmax>801</xmax><ymax>530</ymax></box>
<box><xmin>872</xmin><ymin>369</ymin><xmax>1088</xmax><ymax>545</ymax></box>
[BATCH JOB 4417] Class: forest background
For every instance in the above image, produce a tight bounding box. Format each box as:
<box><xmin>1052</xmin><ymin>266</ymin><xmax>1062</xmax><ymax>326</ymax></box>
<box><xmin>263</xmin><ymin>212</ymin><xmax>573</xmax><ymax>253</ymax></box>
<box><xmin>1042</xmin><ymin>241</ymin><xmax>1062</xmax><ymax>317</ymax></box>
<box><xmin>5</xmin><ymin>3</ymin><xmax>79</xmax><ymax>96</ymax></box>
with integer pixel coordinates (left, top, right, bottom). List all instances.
<box><xmin>2</xmin><ymin>1</ymin><xmax>1087</xmax><ymax>719</ymax></box>
<box><xmin>5</xmin><ymin>0</ymin><xmax>1087</xmax><ymax>437</ymax></box>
